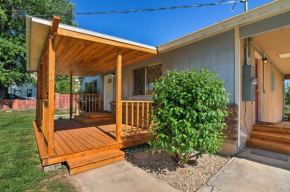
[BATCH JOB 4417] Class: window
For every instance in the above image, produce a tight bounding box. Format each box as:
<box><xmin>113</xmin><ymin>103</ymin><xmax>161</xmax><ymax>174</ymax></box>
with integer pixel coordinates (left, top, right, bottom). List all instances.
<box><xmin>270</xmin><ymin>69</ymin><xmax>275</xmax><ymax>91</ymax></box>
<box><xmin>14</xmin><ymin>90</ymin><xmax>21</xmax><ymax>97</ymax></box>
<box><xmin>133</xmin><ymin>63</ymin><xmax>162</xmax><ymax>95</ymax></box>
<box><xmin>85</xmin><ymin>80</ymin><xmax>97</xmax><ymax>93</ymax></box>
<box><xmin>93</xmin><ymin>80</ymin><xmax>97</xmax><ymax>93</ymax></box>
<box><xmin>27</xmin><ymin>89</ymin><xmax>32</xmax><ymax>97</ymax></box>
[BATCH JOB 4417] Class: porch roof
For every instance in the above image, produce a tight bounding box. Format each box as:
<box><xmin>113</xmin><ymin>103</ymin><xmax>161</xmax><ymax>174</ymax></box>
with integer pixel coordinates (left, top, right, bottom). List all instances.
<box><xmin>26</xmin><ymin>16</ymin><xmax>157</xmax><ymax>76</ymax></box>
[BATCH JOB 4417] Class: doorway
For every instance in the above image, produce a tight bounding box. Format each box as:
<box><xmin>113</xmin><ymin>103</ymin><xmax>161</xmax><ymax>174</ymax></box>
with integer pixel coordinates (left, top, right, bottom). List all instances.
<box><xmin>104</xmin><ymin>74</ymin><xmax>114</xmax><ymax>111</ymax></box>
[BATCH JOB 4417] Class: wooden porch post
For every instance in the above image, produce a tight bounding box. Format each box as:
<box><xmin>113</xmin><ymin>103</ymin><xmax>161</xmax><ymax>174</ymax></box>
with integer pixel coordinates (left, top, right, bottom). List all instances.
<box><xmin>36</xmin><ymin>64</ymin><xmax>43</xmax><ymax>126</ymax></box>
<box><xmin>70</xmin><ymin>74</ymin><xmax>73</xmax><ymax>120</ymax></box>
<box><xmin>116</xmin><ymin>49</ymin><xmax>122</xmax><ymax>143</ymax></box>
<box><xmin>42</xmin><ymin>56</ymin><xmax>48</xmax><ymax>99</ymax></box>
<box><xmin>47</xmin><ymin>35</ymin><xmax>55</xmax><ymax>156</ymax></box>
<box><xmin>47</xmin><ymin>16</ymin><xmax>60</xmax><ymax>156</ymax></box>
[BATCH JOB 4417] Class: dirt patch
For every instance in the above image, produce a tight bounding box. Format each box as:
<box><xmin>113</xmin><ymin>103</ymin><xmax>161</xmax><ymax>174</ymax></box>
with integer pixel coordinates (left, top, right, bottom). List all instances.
<box><xmin>126</xmin><ymin>150</ymin><xmax>230</xmax><ymax>192</ymax></box>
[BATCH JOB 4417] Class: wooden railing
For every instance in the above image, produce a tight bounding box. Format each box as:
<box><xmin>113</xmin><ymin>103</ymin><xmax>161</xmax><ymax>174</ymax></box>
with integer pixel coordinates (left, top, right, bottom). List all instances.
<box><xmin>121</xmin><ymin>100</ymin><xmax>154</xmax><ymax>134</ymax></box>
<box><xmin>36</xmin><ymin>99</ymin><xmax>49</xmax><ymax>144</ymax></box>
<box><xmin>78</xmin><ymin>93</ymin><xmax>101</xmax><ymax>113</ymax></box>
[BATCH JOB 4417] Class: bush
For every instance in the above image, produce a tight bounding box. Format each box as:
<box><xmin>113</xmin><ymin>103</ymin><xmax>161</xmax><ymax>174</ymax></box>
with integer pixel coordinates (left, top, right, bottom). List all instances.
<box><xmin>149</xmin><ymin>68</ymin><xmax>229</xmax><ymax>163</ymax></box>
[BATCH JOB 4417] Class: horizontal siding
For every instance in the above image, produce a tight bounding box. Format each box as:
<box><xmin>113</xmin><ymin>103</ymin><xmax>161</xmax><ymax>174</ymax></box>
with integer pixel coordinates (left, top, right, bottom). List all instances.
<box><xmin>83</xmin><ymin>29</ymin><xmax>236</xmax><ymax>104</ymax></box>
<box><xmin>122</xmin><ymin>29</ymin><xmax>235</xmax><ymax>103</ymax></box>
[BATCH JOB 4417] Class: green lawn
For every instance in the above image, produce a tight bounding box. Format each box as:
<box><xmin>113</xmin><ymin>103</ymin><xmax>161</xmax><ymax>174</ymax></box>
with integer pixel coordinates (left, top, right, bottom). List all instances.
<box><xmin>0</xmin><ymin>109</ymin><xmax>75</xmax><ymax>192</ymax></box>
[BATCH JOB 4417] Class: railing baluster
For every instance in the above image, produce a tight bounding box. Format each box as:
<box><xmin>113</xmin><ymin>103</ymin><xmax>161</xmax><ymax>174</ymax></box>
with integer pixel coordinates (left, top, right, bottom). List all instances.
<box><xmin>125</xmin><ymin>102</ymin><xmax>128</xmax><ymax>133</ymax></box>
<box><xmin>147</xmin><ymin>102</ymin><xmax>149</xmax><ymax>129</ymax></box>
<box><xmin>131</xmin><ymin>102</ymin><xmax>134</xmax><ymax>130</ymax></box>
<box><xmin>142</xmin><ymin>102</ymin><xmax>144</xmax><ymax>129</ymax></box>
<box><xmin>98</xmin><ymin>94</ymin><xmax>101</xmax><ymax>112</ymax></box>
<box><xmin>95</xmin><ymin>94</ymin><xmax>97</xmax><ymax>112</ymax></box>
<box><xmin>85</xmin><ymin>94</ymin><xmax>87</xmax><ymax>112</ymax></box>
<box><xmin>137</xmin><ymin>102</ymin><xmax>139</xmax><ymax>131</ymax></box>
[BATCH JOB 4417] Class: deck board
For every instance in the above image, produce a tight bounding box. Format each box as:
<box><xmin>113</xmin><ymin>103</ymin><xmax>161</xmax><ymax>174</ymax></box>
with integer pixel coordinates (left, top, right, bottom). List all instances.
<box><xmin>34</xmin><ymin>119</ymin><xmax>149</xmax><ymax>166</ymax></box>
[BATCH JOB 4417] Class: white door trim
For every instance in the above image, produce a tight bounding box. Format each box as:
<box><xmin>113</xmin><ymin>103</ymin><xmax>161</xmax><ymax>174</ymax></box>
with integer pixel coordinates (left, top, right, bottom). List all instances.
<box><xmin>104</xmin><ymin>74</ymin><xmax>113</xmax><ymax>111</ymax></box>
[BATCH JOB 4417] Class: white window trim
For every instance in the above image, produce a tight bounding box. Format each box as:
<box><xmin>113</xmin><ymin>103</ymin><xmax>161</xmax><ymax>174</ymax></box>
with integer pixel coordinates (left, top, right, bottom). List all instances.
<box><xmin>132</xmin><ymin>61</ymin><xmax>163</xmax><ymax>97</ymax></box>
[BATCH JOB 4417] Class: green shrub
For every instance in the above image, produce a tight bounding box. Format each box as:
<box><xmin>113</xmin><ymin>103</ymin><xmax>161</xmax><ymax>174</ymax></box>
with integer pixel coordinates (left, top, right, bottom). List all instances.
<box><xmin>149</xmin><ymin>68</ymin><xmax>229</xmax><ymax>163</ymax></box>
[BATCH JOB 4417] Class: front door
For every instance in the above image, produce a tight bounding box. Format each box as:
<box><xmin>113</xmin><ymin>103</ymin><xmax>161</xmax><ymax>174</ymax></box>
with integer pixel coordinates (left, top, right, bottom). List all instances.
<box><xmin>104</xmin><ymin>75</ymin><xmax>113</xmax><ymax>111</ymax></box>
<box><xmin>255</xmin><ymin>58</ymin><xmax>259</xmax><ymax>122</ymax></box>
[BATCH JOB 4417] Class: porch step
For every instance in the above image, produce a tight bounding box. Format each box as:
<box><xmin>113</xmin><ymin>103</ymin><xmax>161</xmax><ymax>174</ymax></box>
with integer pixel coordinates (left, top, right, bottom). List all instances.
<box><xmin>247</xmin><ymin>138</ymin><xmax>290</xmax><ymax>155</ymax></box>
<box><xmin>75</xmin><ymin>112</ymin><xmax>116</xmax><ymax>124</ymax></box>
<box><xmin>253</xmin><ymin>124</ymin><xmax>290</xmax><ymax>135</ymax></box>
<box><xmin>81</xmin><ymin>112</ymin><xmax>114</xmax><ymax>119</ymax></box>
<box><xmin>67</xmin><ymin>149</ymin><xmax>124</xmax><ymax>175</ymax></box>
<box><xmin>250</xmin><ymin>131</ymin><xmax>290</xmax><ymax>144</ymax></box>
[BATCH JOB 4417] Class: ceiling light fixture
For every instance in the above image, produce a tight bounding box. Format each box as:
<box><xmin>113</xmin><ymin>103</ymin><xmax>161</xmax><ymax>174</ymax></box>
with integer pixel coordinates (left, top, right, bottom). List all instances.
<box><xmin>262</xmin><ymin>56</ymin><xmax>268</xmax><ymax>64</ymax></box>
<box><xmin>278</xmin><ymin>52</ymin><xmax>290</xmax><ymax>59</ymax></box>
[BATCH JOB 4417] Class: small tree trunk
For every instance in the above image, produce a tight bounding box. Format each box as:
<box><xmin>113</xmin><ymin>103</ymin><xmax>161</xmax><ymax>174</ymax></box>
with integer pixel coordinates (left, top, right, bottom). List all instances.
<box><xmin>173</xmin><ymin>152</ymin><xmax>182</xmax><ymax>163</ymax></box>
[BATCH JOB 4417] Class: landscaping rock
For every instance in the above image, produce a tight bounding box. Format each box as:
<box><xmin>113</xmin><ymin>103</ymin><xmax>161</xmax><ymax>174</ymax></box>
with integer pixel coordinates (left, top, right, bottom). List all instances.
<box><xmin>43</xmin><ymin>163</ymin><xmax>62</xmax><ymax>172</ymax></box>
<box><xmin>126</xmin><ymin>151</ymin><xmax>230</xmax><ymax>192</ymax></box>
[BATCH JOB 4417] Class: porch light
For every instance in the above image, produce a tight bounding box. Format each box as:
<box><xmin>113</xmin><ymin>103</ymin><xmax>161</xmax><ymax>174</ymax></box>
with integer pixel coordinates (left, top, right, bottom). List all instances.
<box><xmin>262</xmin><ymin>57</ymin><xmax>268</xmax><ymax>64</ymax></box>
<box><xmin>111</xmin><ymin>73</ymin><xmax>115</xmax><ymax>77</ymax></box>
<box><xmin>278</xmin><ymin>53</ymin><xmax>290</xmax><ymax>59</ymax></box>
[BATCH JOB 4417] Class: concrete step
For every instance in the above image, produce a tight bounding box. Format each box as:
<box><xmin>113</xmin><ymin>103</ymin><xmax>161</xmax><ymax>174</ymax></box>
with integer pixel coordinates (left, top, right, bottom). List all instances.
<box><xmin>67</xmin><ymin>150</ymin><xmax>124</xmax><ymax>175</ymax></box>
<box><xmin>247</xmin><ymin>138</ymin><xmax>290</xmax><ymax>155</ymax></box>
<box><xmin>251</xmin><ymin>131</ymin><xmax>290</xmax><ymax>144</ymax></box>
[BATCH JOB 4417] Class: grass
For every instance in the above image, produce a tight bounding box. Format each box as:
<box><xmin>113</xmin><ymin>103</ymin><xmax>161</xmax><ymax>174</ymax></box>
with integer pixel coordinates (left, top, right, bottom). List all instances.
<box><xmin>0</xmin><ymin>109</ymin><xmax>75</xmax><ymax>192</ymax></box>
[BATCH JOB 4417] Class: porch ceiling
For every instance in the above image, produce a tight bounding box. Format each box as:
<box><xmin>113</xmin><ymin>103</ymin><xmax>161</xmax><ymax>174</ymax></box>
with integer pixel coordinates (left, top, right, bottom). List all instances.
<box><xmin>252</xmin><ymin>26</ymin><xmax>290</xmax><ymax>74</ymax></box>
<box><xmin>26</xmin><ymin>16</ymin><xmax>157</xmax><ymax>77</ymax></box>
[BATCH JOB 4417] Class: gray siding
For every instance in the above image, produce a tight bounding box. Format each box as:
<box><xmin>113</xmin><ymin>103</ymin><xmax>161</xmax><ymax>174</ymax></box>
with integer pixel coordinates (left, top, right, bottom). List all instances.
<box><xmin>123</xmin><ymin>29</ymin><xmax>235</xmax><ymax>103</ymax></box>
<box><xmin>240</xmin><ymin>11</ymin><xmax>290</xmax><ymax>38</ymax></box>
<box><xmin>83</xmin><ymin>29</ymin><xmax>236</xmax><ymax>103</ymax></box>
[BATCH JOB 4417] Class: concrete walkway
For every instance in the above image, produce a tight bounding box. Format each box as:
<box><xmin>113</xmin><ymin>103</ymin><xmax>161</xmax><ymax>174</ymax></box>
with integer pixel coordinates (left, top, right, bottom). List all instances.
<box><xmin>198</xmin><ymin>148</ymin><xmax>290</xmax><ymax>192</ymax></box>
<box><xmin>70</xmin><ymin>160</ymin><xmax>180</xmax><ymax>192</ymax></box>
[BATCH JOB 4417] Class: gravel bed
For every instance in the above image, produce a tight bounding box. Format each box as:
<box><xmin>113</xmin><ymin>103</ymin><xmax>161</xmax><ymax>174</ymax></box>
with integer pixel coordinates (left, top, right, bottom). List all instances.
<box><xmin>125</xmin><ymin>147</ymin><xmax>230</xmax><ymax>192</ymax></box>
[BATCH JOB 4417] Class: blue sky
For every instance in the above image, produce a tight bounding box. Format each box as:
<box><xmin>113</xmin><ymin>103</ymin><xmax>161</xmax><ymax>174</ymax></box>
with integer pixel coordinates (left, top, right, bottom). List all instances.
<box><xmin>70</xmin><ymin>0</ymin><xmax>273</xmax><ymax>46</ymax></box>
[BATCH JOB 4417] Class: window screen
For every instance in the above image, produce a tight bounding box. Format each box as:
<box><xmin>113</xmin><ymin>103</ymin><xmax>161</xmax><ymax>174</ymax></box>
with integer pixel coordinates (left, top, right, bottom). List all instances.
<box><xmin>133</xmin><ymin>67</ymin><xmax>145</xmax><ymax>95</ymax></box>
<box><xmin>270</xmin><ymin>69</ymin><xmax>275</xmax><ymax>91</ymax></box>
<box><xmin>146</xmin><ymin>64</ymin><xmax>162</xmax><ymax>95</ymax></box>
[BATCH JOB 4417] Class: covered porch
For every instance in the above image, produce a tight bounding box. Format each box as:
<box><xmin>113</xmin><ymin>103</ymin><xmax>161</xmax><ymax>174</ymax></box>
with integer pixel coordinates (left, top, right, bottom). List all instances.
<box><xmin>26</xmin><ymin>16</ymin><xmax>157</xmax><ymax>174</ymax></box>
<box><xmin>240</xmin><ymin>24</ymin><xmax>290</xmax><ymax>155</ymax></box>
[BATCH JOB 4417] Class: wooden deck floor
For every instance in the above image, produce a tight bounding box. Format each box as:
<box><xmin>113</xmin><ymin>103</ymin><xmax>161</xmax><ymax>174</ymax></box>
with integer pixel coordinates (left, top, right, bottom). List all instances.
<box><xmin>53</xmin><ymin>120</ymin><xmax>118</xmax><ymax>156</ymax></box>
<box><xmin>33</xmin><ymin>119</ymin><xmax>149</xmax><ymax>166</ymax></box>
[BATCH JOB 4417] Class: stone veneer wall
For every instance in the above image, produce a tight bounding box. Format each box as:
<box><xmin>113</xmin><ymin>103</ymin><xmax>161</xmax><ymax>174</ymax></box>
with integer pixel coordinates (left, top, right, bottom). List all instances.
<box><xmin>223</xmin><ymin>105</ymin><xmax>239</xmax><ymax>143</ymax></box>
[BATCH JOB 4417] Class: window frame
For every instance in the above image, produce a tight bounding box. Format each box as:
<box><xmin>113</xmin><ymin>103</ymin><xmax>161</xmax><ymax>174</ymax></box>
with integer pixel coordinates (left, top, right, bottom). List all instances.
<box><xmin>27</xmin><ymin>89</ymin><xmax>32</xmax><ymax>97</ymax></box>
<box><xmin>132</xmin><ymin>62</ymin><xmax>162</xmax><ymax>96</ymax></box>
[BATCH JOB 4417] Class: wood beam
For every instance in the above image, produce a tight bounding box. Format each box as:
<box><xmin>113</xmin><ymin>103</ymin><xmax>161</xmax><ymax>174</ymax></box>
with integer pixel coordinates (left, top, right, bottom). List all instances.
<box><xmin>116</xmin><ymin>49</ymin><xmax>122</xmax><ymax>143</ymax></box>
<box><xmin>40</xmin><ymin>16</ymin><xmax>60</xmax><ymax>65</ymax></box>
<box><xmin>284</xmin><ymin>74</ymin><xmax>290</xmax><ymax>79</ymax></box>
<box><xmin>47</xmin><ymin>16</ymin><xmax>59</xmax><ymax>157</ymax></box>
<box><xmin>50</xmin><ymin>16</ymin><xmax>60</xmax><ymax>34</ymax></box>
<box><xmin>57</xmin><ymin>28</ymin><xmax>157</xmax><ymax>54</ymax></box>
<box><xmin>70</xmin><ymin>74</ymin><xmax>73</xmax><ymax>120</ymax></box>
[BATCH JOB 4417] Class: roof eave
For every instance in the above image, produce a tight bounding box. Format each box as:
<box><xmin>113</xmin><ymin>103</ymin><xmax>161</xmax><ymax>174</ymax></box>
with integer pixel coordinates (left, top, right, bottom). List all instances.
<box><xmin>157</xmin><ymin>0</ymin><xmax>290</xmax><ymax>53</ymax></box>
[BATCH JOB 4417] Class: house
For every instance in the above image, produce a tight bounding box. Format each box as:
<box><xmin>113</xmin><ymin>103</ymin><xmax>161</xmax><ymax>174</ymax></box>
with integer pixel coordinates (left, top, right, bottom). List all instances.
<box><xmin>7</xmin><ymin>83</ymin><xmax>37</xmax><ymax>99</ymax></box>
<box><xmin>26</xmin><ymin>0</ymin><xmax>290</xmax><ymax>174</ymax></box>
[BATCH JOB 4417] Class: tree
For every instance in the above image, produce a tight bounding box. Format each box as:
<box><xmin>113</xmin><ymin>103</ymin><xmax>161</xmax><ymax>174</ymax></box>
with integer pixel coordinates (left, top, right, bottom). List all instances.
<box><xmin>0</xmin><ymin>0</ymin><xmax>76</xmax><ymax>92</ymax></box>
<box><xmin>149</xmin><ymin>68</ymin><xmax>230</xmax><ymax>163</ymax></box>
<box><xmin>55</xmin><ymin>76</ymin><xmax>80</xmax><ymax>94</ymax></box>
